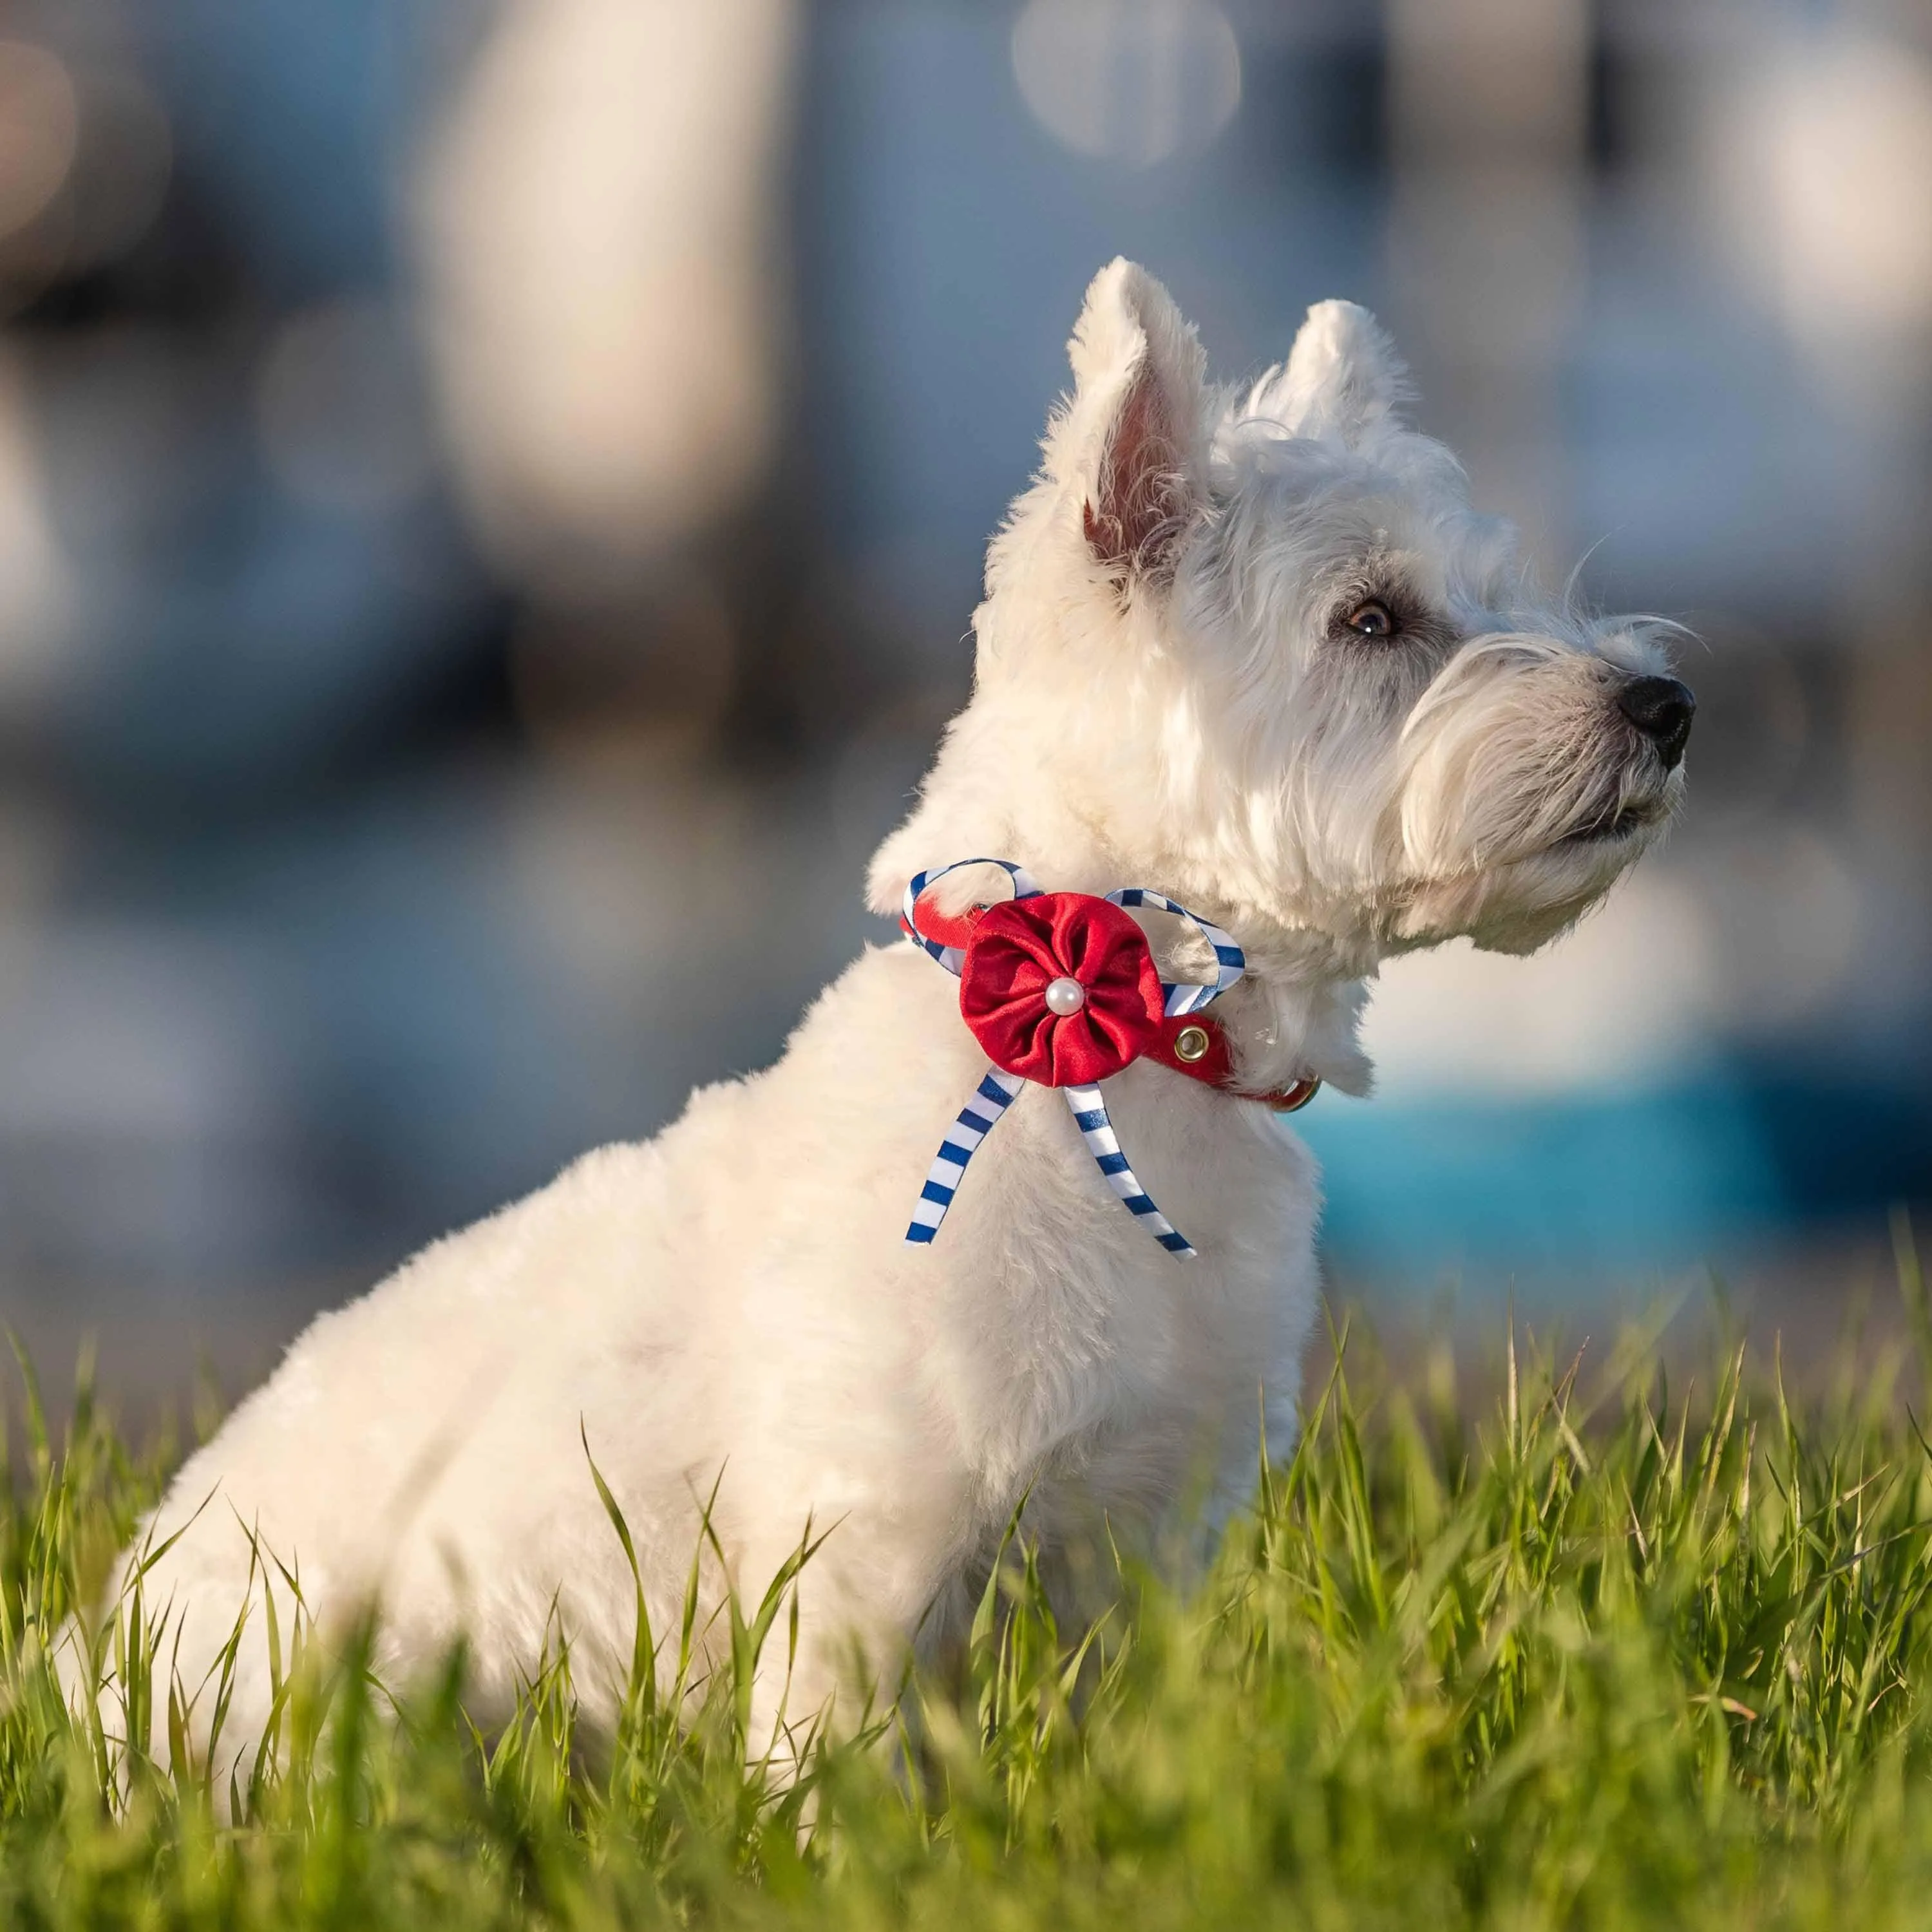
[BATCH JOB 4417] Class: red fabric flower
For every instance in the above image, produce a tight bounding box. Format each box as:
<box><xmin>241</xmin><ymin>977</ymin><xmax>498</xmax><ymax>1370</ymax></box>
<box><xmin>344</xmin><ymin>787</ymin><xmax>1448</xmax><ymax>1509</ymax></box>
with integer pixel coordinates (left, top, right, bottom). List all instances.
<box><xmin>959</xmin><ymin>893</ymin><xmax>1164</xmax><ymax>1086</ymax></box>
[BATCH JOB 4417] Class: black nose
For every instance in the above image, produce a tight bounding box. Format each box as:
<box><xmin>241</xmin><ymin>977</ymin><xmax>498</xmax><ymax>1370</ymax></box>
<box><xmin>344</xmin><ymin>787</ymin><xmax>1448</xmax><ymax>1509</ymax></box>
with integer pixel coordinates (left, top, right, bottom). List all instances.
<box><xmin>1616</xmin><ymin>675</ymin><xmax>1696</xmax><ymax>770</ymax></box>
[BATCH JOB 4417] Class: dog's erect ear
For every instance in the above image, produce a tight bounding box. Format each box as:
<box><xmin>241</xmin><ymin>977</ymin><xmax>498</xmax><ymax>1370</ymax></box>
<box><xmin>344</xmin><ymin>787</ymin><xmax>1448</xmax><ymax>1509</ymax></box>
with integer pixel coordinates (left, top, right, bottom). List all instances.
<box><xmin>1060</xmin><ymin>259</ymin><xmax>1206</xmax><ymax>583</ymax></box>
<box><xmin>1238</xmin><ymin>299</ymin><xmax>1410</xmax><ymax>446</ymax></box>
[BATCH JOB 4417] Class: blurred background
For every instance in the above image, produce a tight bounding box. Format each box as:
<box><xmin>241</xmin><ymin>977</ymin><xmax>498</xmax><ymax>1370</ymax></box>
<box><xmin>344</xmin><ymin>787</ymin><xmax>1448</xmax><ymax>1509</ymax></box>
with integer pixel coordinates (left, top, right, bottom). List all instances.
<box><xmin>0</xmin><ymin>0</ymin><xmax>1927</xmax><ymax>1398</ymax></box>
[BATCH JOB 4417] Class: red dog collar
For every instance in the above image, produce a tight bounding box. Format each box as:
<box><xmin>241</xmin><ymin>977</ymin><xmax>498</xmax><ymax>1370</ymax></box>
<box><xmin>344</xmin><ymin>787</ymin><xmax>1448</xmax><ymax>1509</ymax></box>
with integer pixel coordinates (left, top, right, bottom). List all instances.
<box><xmin>905</xmin><ymin>900</ymin><xmax>1321</xmax><ymax>1115</ymax></box>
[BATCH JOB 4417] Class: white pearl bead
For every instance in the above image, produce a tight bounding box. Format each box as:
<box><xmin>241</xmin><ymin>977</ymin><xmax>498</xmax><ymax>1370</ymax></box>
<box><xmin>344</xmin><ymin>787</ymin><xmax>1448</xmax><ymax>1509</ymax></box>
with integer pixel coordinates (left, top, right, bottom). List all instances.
<box><xmin>1043</xmin><ymin>976</ymin><xmax>1086</xmax><ymax>1016</ymax></box>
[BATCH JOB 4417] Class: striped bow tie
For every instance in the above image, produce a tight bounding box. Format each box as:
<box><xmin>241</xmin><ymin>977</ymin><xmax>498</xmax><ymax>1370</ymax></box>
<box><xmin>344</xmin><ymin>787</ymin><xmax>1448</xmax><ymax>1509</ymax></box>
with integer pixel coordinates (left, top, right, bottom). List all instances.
<box><xmin>900</xmin><ymin>858</ymin><xmax>1244</xmax><ymax>1260</ymax></box>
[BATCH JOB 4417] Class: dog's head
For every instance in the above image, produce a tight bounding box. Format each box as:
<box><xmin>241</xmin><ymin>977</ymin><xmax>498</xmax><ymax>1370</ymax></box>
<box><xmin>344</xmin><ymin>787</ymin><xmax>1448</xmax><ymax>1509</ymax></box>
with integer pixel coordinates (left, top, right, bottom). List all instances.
<box><xmin>870</xmin><ymin>260</ymin><xmax>1692</xmax><ymax>969</ymax></box>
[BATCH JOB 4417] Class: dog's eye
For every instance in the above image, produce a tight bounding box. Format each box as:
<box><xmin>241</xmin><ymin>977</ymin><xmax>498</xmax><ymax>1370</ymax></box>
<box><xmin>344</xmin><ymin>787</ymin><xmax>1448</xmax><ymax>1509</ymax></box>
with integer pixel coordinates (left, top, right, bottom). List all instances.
<box><xmin>1344</xmin><ymin>599</ymin><xmax>1397</xmax><ymax>639</ymax></box>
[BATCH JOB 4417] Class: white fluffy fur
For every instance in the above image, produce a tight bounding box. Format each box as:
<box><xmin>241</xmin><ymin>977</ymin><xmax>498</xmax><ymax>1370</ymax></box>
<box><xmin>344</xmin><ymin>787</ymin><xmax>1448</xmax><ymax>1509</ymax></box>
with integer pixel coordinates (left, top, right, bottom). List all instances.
<box><xmin>73</xmin><ymin>260</ymin><xmax>1687</xmax><ymax>1776</ymax></box>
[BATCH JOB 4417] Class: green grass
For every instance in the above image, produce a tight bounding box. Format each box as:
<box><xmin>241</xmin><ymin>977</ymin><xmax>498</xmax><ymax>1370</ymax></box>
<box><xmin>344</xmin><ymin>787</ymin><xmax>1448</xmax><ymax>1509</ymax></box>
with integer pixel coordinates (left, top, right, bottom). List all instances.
<box><xmin>10</xmin><ymin>1249</ymin><xmax>1932</xmax><ymax>1927</ymax></box>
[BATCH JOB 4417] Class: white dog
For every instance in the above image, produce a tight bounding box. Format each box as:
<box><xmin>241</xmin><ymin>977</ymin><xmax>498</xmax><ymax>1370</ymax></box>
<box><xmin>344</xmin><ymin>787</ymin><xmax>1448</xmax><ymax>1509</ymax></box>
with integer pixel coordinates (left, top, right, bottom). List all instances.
<box><xmin>75</xmin><ymin>260</ymin><xmax>1691</xmax><ymax>1774</ymax></box>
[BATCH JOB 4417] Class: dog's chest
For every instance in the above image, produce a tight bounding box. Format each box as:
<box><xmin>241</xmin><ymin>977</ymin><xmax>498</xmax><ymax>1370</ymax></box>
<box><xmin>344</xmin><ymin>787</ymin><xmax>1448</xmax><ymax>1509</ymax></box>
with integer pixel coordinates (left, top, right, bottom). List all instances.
<box><xmin>925</xmin><ymin>1065</ymin><xmax>1305</xmax><ymax>1491</ymax></box>
<box><xmin>784</xmin><ymin>942</ymin><xmax>1317</xmax><ymax>1537</ymax></box>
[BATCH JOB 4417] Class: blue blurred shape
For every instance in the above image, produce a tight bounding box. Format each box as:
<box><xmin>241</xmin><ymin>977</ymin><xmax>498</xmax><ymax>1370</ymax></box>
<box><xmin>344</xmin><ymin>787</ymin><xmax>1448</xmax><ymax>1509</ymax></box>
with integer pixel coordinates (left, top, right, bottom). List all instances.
<box><xmin>1300</xmin><ymin>1065</ymin><xmax>1930</xmax><ymax>1283</ymax></box>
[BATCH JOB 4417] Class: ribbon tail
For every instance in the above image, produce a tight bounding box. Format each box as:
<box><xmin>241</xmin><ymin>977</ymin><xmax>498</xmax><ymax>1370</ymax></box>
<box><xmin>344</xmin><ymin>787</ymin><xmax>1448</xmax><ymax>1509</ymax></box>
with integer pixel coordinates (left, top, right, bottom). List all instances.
<box><xmin>1062</xmin><ymin>1085</ymin><xmax>1196</xmax><ymax>1258</ymax></box>
<box><xmin>905</xmin><ymin>1068</ymin><xmax>1026</xmax><ymax>1247</ymax></box>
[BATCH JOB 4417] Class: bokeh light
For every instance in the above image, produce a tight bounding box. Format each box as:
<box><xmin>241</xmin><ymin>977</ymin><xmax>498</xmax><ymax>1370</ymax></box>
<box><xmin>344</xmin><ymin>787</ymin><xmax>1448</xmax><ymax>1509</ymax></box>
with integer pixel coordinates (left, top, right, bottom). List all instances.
<box><xmin>1012</xmin><ymin>0</ymin><xmax>1240</xmax><ymax>167</ymax></box>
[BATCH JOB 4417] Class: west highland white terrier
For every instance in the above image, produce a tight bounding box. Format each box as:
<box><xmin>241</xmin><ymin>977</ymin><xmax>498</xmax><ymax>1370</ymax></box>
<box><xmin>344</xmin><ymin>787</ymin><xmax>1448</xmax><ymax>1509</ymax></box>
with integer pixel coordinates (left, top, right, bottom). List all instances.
<box><xmin>73</xmin><ymin>260</ymin><xmax>1692</xmax><ymax>1775</ymax></box>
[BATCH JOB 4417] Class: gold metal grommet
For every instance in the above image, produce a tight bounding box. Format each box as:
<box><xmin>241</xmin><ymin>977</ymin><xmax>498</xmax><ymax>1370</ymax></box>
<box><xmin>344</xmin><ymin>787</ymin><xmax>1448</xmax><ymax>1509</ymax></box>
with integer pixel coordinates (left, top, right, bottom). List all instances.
<box><xmin>1173</xmin><ymin>1024</ymin><xmax>1212</xmax><ymax>1064</ymax></box>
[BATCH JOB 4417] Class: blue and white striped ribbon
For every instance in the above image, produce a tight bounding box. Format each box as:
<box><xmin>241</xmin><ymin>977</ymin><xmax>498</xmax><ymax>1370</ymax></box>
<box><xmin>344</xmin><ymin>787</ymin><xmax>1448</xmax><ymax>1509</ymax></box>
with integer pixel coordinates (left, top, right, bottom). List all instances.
<box><xmin>902</xmin><ymin>859</ymin><xmax>1245</xmax><ymax>1260</ymax></box>
<box><xmin>901</xmin><ymin>858</ymin><xmax>1042</xmax><ymax>974</ymax></box>
<box><xmin>1106</xmin><ymin>887</ymin><xmax>1245</xmax><ymax>1017</ymax></box>
<box><xmin>1063</xmin><ymin>1083</ymin><xmax>1195</xmax><ymax>1255</ymax></box>
<box><xmin>904</xmin><ymin>1068</ymin><xmax>1025</xmax><ymax>1245</ymax></box>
